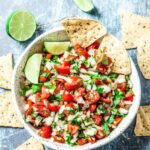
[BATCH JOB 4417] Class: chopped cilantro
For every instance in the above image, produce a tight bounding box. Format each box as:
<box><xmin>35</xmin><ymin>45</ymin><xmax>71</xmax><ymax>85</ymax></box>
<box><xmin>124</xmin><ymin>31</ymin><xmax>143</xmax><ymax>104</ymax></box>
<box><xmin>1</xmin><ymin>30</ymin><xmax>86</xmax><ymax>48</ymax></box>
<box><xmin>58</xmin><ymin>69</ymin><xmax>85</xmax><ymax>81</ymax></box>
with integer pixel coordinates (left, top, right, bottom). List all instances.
<box><xmin>52</xmin><ymin>56</ymin><xmax>60</xmax><ymax>64</ymax></box>
<box><xmin>44</xmin><ymin>82</ymin><xmax>56</xmax><ymax>90</ymax></box>
<box><xmin>113</xmin><ymin>90</ymin><xmax>124</xmax><ymax>106</ymax></box>
<box><xmin>108</xmin><ymin>115</ymin><xmax>115</xmax><ymax>124</ymax></box>
<box><xmin>96</xmin><ymin>105</ymin><xmax>107</xmax><ymax>114</ymax></box>
<box><xmin>58</xmin><ymin>113</ymin><xmax>65</xmax><ymax>119</ymax></box>
<box><xmin>36</xmin><ymin>116</ymin><xmax>43</xmax><ymax>121</ymax></box>
<box><xmin>111</xmin><ymin>107</ymin><xmax>118</xmax><ymax>115</ymax></box>
<box><xmin>50</xmin><ymin>94</ymin><xmax>62</xmax><ymax>101</ymax></box>
<box><xmin>125</xmin><ymin>75</ymin><xmax>130</xmax><ymax>81</ymax></box>
<box><xmin>25</xmin><ymin>116</ymin><xmax>31</xmax><ymax>123</ymax></box>
<box><xmin>31</xmin><ymin>84</ymin><xmax>41</xmax><ymax>93</ymax></box>
<box><xmin>43</xmin><ymin>47</ymin><xmax>47</xmax><ymax>52</ymax></box>
<box><xmin>108</xmin><ymin>73</ymin><xmax>117</xmax><ymax>81</ymax></box>
<box><xmin>101</xmin><ymin>75</ymin><xmax>107</xmax><ymax>81</ymax></box>
<box><xmin>102</xmin><ymin>122</ymin><xmax>110</xmax><ymax>135</ymax></box>
<box><xmin>41</xmin><ymin>72</ymin><xmax>48</xmax><ymax>77</ymax></box>
<box><xmin>101</xmin><ymin>57</ymin><xmax>108</xmax><ymax>65</ymax></box>
<box><xmin>31</xmin><ymin>111</ymin><xmax>38</xmax><ymax>118</ymax></box>
<box><xmin>19</xmin><ymin>83</ymin><xmax>30</xmax><ymax>96</ymax></box>
<box><xmin>72</xmin><ymin>118</ymin><xmax>81</xmax><ymax>125</ymax></box>
<box><xmin>84</xmin><ymin>59</ymin><xmax>90</xmax><ymax>68</ymax></box>
<box><xmin>51</xmin><ymin>122</ymin><xmax>56</xmax><ymax>129</ymax></box>
<box><xmin>97</xmin><ymin>86</ymin><xmax>104</xmax><ymax>94</ymax></box>
<box><xmin>78</xmin><ymin>133</ymin><xmax>85</xmax><ymax>138</ymax></box>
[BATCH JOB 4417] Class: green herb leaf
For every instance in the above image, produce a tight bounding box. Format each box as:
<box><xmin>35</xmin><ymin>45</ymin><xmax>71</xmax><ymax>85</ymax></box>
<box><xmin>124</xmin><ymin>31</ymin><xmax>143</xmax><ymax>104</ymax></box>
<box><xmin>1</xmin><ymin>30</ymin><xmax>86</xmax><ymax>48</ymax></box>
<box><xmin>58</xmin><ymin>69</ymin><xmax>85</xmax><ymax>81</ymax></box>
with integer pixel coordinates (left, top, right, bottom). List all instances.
<box><xmin>107</xmin><ymin>115</ymin><xmax>115</xmax><ymax>124</ymax></box>
<box><xmin>44</xmin><ymin>82</ymin><xmax>56</xmax><ymax>90</ymax></box>
<box><xmin>102</xmin><ymin>122</ymin><xmax>109</xmax><ymax>135</ymax></box>
<box><xmin>52</xmin><ymin>56</ymin><xmax>60</xmax><ymax>64</ymax></box>
<box><xmin>97</xmin><ymin>86</ymin><xmax>104</xmax><ymax>94</ymax></box>
<box><xmin>72</xmin><ymin>118</ymin><xmax>81</xmax><ymax>125</ymax></box>
<box><xmin>113</xmin><ymin>90</ymin><xmax>124</xmax><ymax>106</ymax></box>
<box><xmin>58</xmin><ymin>113</ymin><xmax>65</xmax><ymax>119</ymax></box>
<box><xmin>32</xmin><ymin>84</ymin><xmax>41</xmax><ymax>93</ymax></box>
<box><xmin>125</xmin><ymin>75</ymin><xmax>130</xmax><ymax>81</ymax></box>
<box><xmin>19</xmin><ymin>83</ymin><xmax>30</xmax><ymax>96</ymax></box>
<box><xmin>51</xmin><ymin>122</ymin><xmax>56</xmax><ymax>129</ymax></box>
<box><xmin>50</xmin><ymin>94</ymin><xmax>62</xmax><ymax>101</ymax></box>
<box><xmin>78</xmin><ymin>133</ymin><xmax>85</xmax><ymax>138</ymax></box>
<box><xmin>108</xmin><ymin>73</ymin><xmax>117</xmax><ymax>81</ymax></box>
<box><xmin>101</xmin><ymin>57</ymin><xmax>108</xmax><ymax>65</ymax></box>
<box><xmin>96</xmin><ymin>105</ymin><xmax>107</xmax><ymax>114</ymax></box>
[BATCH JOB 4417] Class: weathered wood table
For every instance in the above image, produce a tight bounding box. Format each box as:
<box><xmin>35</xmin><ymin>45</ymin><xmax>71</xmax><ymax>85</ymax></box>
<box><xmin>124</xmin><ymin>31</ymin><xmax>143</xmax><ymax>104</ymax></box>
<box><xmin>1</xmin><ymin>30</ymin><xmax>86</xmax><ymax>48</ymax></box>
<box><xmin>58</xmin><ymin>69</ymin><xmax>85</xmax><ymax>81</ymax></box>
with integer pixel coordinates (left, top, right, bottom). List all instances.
<box><xmin>0</xmin><ymin>0</ymin><xmax>150</xmax><ymax>149</ymax></box>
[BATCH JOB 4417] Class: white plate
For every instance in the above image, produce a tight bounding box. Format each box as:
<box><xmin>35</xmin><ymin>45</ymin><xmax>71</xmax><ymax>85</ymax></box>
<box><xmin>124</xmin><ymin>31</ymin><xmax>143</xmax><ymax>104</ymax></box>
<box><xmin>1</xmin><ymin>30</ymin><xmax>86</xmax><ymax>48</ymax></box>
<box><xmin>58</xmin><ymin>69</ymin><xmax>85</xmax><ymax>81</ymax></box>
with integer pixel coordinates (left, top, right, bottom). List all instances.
<box><xmin>12</xmin><ymin>27</ymin><xmax>141</xmax><ymax>150</ymax></box>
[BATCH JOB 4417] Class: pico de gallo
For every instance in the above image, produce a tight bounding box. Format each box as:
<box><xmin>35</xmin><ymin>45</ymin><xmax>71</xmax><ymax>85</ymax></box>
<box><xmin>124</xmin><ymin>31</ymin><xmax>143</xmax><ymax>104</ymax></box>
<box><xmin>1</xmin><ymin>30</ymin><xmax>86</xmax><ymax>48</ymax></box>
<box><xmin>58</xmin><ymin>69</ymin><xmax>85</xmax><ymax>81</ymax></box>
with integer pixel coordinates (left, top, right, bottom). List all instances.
<box><xmin>19</xmin><ymin>41</ymin><xmax>134</xmax><ymax>146</ymax></box>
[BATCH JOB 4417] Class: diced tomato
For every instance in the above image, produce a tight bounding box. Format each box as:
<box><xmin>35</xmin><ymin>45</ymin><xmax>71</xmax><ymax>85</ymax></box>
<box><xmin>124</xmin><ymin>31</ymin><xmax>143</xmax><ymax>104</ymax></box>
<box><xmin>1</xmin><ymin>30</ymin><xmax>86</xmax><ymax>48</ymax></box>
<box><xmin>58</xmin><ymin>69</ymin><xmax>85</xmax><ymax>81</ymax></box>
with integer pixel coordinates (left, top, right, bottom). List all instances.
<box><xmin>40</xmin><ymin>76</ymin><xmax>47</xmax><ymax>82</ymax></box>
<box><xmin>68</xmin><ymin>124</ymin><xmax>79</xmax><ymax>135</ymax></box>
<box><xmin>46</xmin><ymin>54</ymin><xmax>52</xmax><ymax>59</ymax></box>
<box><xmin>119</xmin><ymin>100</ymin><xmax>125</xmax><ymax>107</ymax></box>
<box><xmin>95</xmin><ymin>79</ymin><xmax>104</xmax><ymax>85</ymax></box>
<box><xmin>35</xmin><ymin>101</ymin><xmax>44</xmax><ymax>106</ymax></box>
<box><xmin>35</xmin><ymin>92</ymin><xmax>41</xmax><ymax>101</ymax></box>
<box><xmin>97</xmin><ymin>64</ymin><xmax>108</xmax><ymax>74</ymax></box>
<box><xmin>74</xmin><ymin>44</ymin><xmax>89</xmax><ymax>58</ymax></box>
<box><xmin>117</xmin><ymin>83</ymin><xmax>126</xmax><ymax>91</ymax></box>
<box><xmin>95</xmin><ymin>130</ymin><xmax>106</xmax><ymax>139</ymax></box>
<box><xmin>55</xmin><ymin>66</ymin><xmax>70</xmax><ymax>74</ymax></box>
<box><xmin>25</xmin><ymin>105</ymin><xmax>33</xmax><ymax>116</ymax></box>
<box><xmin>124</xmin><ymin>91</ymin><xmax>134</xmax><ymax>101</ymax></box>
<box><xmin>65</xmin><ymin>76</ymin><xmax>83</xmax><ymax>91</ymax></box>
<box><xmin>112</xmin><ymin>116</ymin><xmax>122</xmax><ymax>126</ymax></box>
<box><xmin>88</xmin><ymin>137</ymin><xmax>96</xmax><ymax>143</ymax></box>
<box><xmin>93</xmin><ymin>115</ymin><xmax>102</xmax><ymax>126</ymax></box>
<box><xmin>65</xmin><ymin>54</ymin><xmax>77</xmax><ymax>61</ymax></box>
<box><xmin>41</xmin><ymin>86</ymin><xmax>51</xmax><ymax>99</ymax></box>
<box><xmin>27</xmin><ymin>100</ymin><xmax>33</xmax><ymax>106</ymax></box>
<box><xmin>48</xmin><ymin>103</ymin><xmax>60</xmax><ymax>111</ymax></box>
<box><xmin>43</xmin><ymin>69</ymin><xmax>51</xmax><ymax>74</ymax></box>
<box><xmin>53</xmin><ymin>135</ymin><xmax>65</xmax><ymax>143</ymax></box>
<box><xmin>77</xmin><ymin>138</ymin><xmax>87</xmax><ymax>145</ymax></box>
<box><xmin>86</xmin><ymin>41</ymin><xmax>100</xmax><ymax>50</ymax></box>
<box><xmin>63</xmin><ymin>61</ymin><xmax>71</xmax><ymax>67</ymax></box>
<box><xmin>65</xmin><ymin>102</ymin><xmax>74</xmax><ymax>108</ymax></box>
<box><xmin>54</xmin><ymin>83</ymin><xmax>64</xmax><ymax>94</ymax></box>
<box><xmin>89</xmin><ymin>104</ymin><xmax>97</xmax><ymax>113</ymax></box>
<box><xmin>85</xmin><ymin>91</ymin><xmax>100</xmax><ymax>104</ymax></box>
<box><xmin>62</xmin><ymin>91</ymin><xmax>74</xmax><ymax>101</ymax></box>
<box><xmin>101</xmin><ymin>98</ymin><xmax>112</xmax><ymax>104</ymax></box>
<box><xmin>37</xmin><ymin>105</ymin><xmax>50</xmax><ymax>117</ymax></box>
<box><xmin>80</xmin><ymin>63</ymin><xmax>86</xmax><ymax>69</ymax></box>
<box><xmin>39</xmin><ymin>126</ymin><xmax>52</xmax><ymax>138</ymax></box>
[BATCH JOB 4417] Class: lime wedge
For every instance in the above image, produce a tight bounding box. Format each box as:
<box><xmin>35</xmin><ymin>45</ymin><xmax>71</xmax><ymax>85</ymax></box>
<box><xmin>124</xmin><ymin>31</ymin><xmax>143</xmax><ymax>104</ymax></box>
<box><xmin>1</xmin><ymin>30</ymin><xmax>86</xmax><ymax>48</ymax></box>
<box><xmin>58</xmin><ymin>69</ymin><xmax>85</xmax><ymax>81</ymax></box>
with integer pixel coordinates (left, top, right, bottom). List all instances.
<box><xmin>6</xmin><ymin>10</ymin><xmax>36</xmax><ymax>41</ymax></box>
<box><xmin>44</xmin><ymin>42</ymin><xmax>70</xmax><ymax>55</ymax></box>
<box><xmin>24</xmin><ymin>54</ymin><xmax>42</xmax><ymax>84</ymax></box>
<box><xmin>73</xmin><ymin>0</ymin><xmax>94</xmax><ymax>12</ymax></box>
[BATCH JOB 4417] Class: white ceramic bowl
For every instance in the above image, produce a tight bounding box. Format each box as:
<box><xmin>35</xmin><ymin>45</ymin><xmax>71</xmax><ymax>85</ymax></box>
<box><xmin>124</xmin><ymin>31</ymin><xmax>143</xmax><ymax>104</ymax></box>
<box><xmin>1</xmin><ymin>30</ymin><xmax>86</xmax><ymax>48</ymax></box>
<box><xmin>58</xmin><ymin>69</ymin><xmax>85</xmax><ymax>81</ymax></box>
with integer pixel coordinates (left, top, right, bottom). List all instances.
<box><xmin>12</xmin><ymin>27</ymin><xmax>141</xmax><ymax>150</ymax></box>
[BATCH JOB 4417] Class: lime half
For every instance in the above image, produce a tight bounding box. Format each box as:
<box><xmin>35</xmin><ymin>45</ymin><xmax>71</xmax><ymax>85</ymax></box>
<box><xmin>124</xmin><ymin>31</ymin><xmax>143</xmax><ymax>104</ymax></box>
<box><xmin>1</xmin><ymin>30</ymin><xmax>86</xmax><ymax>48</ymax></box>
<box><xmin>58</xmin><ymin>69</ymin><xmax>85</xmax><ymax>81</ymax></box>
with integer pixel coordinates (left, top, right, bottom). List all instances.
<box><xmin>24</xmin><ymin>54</ymin><xmax>42</xmax><ymax>84</ymax></box>
<box><xmin>6</xmin><ymin>10</ymin><xmax>36</xmax><ymax>41</ymax></box>
<box><xmin>44</xmin><ymin>42</ymin><xmax>70</xmax><ymax>55</ymax></box>
<box><xmin>73</xmin><ymin>0</ymin><xmax>94</xmax><ymax>12</ymax></box>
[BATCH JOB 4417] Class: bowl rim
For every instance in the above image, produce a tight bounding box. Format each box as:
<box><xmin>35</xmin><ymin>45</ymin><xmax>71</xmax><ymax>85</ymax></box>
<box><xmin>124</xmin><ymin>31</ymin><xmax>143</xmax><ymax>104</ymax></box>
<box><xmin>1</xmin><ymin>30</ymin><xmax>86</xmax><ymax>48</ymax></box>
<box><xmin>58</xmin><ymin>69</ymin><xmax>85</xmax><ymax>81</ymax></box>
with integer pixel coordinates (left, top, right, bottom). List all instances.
<box><xmin>12</xmin><ymin>27</ymin><xmax>141</xmax><ymax>150</ymax></box>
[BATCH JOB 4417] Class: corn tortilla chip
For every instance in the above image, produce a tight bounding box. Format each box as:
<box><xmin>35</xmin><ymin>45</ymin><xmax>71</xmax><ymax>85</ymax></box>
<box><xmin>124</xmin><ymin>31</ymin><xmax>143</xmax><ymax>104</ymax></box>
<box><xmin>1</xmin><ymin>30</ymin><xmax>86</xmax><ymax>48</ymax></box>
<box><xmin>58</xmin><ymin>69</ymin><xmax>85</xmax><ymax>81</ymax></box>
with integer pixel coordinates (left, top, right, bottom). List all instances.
<box><xmin>16</xmin><ymin>137</ymin><xmax>44</xmax><ymax>150</ymax></box>
<box><xmin>99</xmin><ymin>34</ymin><xmax>131</xmax><ymax>75</ymax></box>
<box><xmin>62</xmin><ymin>18</ymin><xmax>107</xmax><ymax>48</ymax></box>
<box><xmin>0</xmin><ymin>53</ymin><xmax>13</xmax><ymax>89</ymax></box>
<box><xmin>134</xmin><ymin>106</ymin><xmax>150</xmax><ymax>136</ymax></box>
<box><xmin>121</xmin><ymin>11</ymin><xmax>150</xmax><ymax>49</ymax></box>
<box><xmin>137</xmin><ymin>31</ymin><xmax>150</xmax><ymax>79</ymax></box>
<box><xmin>0</xmin><ymin>91</ymin><xmax>23</xmax><ymax>128</ymax></box>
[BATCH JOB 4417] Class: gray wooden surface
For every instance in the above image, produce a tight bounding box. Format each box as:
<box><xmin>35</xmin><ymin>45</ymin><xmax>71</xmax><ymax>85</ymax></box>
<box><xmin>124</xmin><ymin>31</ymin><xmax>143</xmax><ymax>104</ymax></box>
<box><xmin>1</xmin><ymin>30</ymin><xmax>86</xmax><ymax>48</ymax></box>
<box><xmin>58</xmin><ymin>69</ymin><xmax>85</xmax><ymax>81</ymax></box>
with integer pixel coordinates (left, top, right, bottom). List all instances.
<box><xmin>0</xmin><ymin>0</ymin><xmax>150</xmax><ymax>150</ymax></box>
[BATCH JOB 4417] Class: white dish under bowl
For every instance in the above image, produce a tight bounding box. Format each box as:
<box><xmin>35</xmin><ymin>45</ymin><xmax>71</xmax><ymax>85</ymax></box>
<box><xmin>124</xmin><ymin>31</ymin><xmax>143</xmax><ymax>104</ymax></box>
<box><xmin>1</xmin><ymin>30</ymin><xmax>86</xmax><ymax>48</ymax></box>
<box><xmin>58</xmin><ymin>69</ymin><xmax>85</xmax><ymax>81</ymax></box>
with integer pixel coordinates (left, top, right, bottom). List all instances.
<box><xmin>12</xmin><ymin>27</ymin><xmax>141</xmax><ymax>150</ymax></box>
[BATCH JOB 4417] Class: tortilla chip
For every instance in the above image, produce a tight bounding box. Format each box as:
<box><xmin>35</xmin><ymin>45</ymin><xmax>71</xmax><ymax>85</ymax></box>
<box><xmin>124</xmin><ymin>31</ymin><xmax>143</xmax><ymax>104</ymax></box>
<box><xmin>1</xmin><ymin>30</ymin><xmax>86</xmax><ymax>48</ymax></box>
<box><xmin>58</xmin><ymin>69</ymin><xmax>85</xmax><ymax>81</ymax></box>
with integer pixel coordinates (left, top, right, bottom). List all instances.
<box><xmin>16</xmin><ymin>137</ymin><xmax>44</xmax><ymax>150</ymax></box>
<box><xmin>0</xmin><ymin>91</ymin><xmax>23</xmax><ymax>128</ymax></box>
<box><xmin>137</xmin><ymin>31</ymin><xmax>150</xmax><ymax>79</ymax></box>
<box><xmin>134</xmin><ymin>106</ymin><xmax>150</xmax><ymax>136</ymax></box>
<box><xmin>121</xmin><ymin>11</ymin><xmax>150</xmax><ymax>49</ymax></box>
<box><xmin>99</xmin><ymin>34</ymin><xmax>131</xmax><ymax>75</ymax></box>
<box><xmin>0</xmin><ymin>53</ymin><xmax>13</xmax><ymax>89</ymax></box>
<box><xmin>62</xmin><ymin>18</ymin><xmax>107</xmax><ymax>48</ymax></box>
